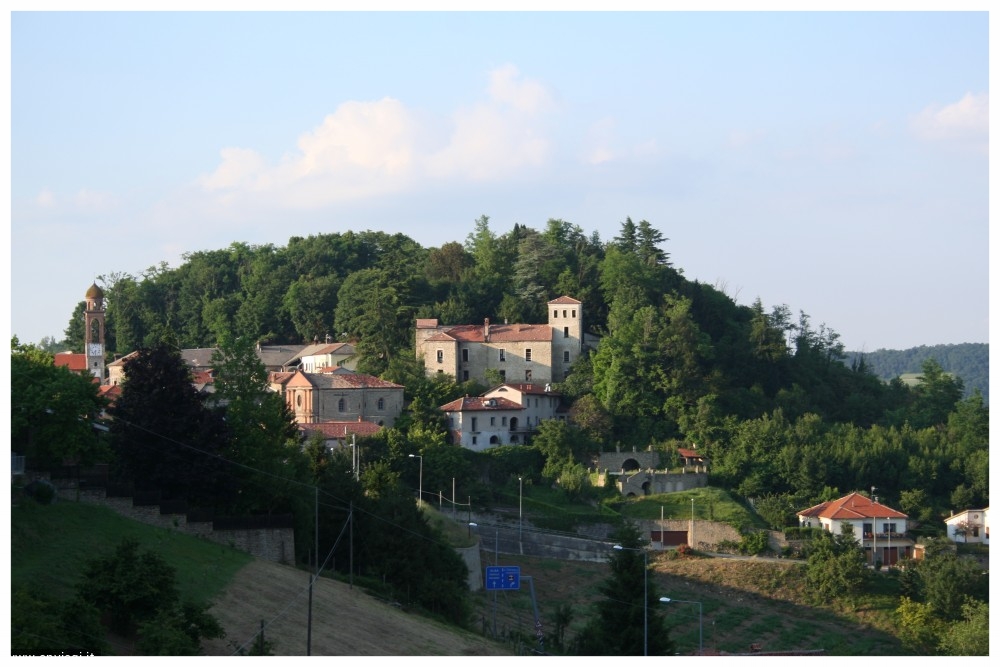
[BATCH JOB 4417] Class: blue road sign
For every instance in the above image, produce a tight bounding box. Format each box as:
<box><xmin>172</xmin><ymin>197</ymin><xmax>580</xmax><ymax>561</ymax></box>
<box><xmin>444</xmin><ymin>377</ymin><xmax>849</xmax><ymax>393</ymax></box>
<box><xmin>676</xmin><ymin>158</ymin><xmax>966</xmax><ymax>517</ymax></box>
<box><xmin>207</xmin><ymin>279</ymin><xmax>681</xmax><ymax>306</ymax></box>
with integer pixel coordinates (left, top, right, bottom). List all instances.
<box><xmin>485</xmin><ymin>565</ymin><xmax>521</xmax><ymax>590</ymax></box>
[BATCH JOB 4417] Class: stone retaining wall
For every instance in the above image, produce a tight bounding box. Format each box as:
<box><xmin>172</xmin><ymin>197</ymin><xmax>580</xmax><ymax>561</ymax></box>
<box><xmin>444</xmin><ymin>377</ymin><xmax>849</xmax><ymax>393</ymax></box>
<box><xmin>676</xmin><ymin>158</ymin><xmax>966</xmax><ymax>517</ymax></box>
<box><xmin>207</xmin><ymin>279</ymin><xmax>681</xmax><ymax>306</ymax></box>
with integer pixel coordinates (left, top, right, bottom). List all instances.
<box><xmin>54</xmin><ymin>482</ymin><xmax>294</xmax><ymax>564</ymax></box>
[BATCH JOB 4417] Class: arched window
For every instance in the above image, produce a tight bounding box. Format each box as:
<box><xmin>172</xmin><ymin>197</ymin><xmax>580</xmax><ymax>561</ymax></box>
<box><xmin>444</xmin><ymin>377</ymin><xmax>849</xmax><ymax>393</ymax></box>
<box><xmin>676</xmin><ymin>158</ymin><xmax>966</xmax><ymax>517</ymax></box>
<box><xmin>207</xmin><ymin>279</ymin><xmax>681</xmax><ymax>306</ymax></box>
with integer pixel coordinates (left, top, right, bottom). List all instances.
<box><xmin>377</xmin><ymin>397</ymin><xmax>385</xmax><ymax>410</ymax></box>
<box><xmin>338</xmin><ymin>398</ymin><xmax>345</xmax><ymax>412</ymax></box>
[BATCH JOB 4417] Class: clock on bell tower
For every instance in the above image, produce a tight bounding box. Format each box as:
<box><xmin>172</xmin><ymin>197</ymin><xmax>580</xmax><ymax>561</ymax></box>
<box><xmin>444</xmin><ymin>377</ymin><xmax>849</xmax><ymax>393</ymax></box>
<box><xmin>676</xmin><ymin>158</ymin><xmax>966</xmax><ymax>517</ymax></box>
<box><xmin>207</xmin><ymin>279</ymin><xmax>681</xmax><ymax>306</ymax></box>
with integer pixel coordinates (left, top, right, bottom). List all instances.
<box><xmin>84</xmin><ymin>282</ymin><xmax>106</xmax><ymax>383</ymax></box>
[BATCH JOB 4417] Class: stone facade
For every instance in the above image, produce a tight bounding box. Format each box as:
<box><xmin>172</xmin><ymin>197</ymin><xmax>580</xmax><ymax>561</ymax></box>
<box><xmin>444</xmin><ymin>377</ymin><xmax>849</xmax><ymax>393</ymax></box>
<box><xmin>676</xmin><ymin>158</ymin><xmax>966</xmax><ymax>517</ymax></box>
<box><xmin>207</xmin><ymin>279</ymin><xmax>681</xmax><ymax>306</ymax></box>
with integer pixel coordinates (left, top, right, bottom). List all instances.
<box><xmin>416</xmin><ymin>296</ymin><xmax>584</xmax><ymax>385</ymax></box>
<box><xmin>281</xmin><ymin>369</ymin><xmax>404</xmax><ymax>426</ymax></box>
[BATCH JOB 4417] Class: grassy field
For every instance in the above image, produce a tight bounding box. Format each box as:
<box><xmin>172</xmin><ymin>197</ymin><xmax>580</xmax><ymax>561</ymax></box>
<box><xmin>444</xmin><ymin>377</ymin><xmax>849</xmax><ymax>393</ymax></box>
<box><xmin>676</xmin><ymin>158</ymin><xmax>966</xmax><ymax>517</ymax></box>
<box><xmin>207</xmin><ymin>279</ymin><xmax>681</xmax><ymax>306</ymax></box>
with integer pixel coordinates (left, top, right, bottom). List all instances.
<box><xmin>10</xmin><ymin>498</ymin><xmax>253</xmax><ymax>605</ymax></box>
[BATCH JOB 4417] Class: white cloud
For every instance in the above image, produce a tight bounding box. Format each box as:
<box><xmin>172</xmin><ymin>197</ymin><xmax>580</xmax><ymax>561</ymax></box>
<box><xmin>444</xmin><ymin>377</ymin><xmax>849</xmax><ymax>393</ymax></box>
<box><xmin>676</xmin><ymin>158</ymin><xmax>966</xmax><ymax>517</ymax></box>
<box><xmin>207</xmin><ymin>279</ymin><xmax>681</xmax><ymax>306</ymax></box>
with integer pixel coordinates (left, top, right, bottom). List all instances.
<box><xmin>35</xmin><ymin>189</ymin><xmax>56</xmax><ymax>208</ymax></box>
<box><xmin>197</xmin><ymin>65</ymin><xmax>558</xmax><ymax>205</ymax></box>
<box><xmin>910</xmin><ymin>92</ymin><xmax>989</xmax><ymax>151</ymax></box>
<box><xmin>199</xmin><ymin>147</ymin><xmax>268</xmax><ymax>191</ymax></box>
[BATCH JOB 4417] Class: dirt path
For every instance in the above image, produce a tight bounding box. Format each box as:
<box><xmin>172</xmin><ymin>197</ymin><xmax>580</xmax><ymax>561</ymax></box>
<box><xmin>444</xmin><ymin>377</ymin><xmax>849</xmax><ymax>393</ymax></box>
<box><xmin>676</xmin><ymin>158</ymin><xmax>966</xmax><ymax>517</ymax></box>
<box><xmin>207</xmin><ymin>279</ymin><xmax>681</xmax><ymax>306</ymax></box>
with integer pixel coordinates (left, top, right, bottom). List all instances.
<box><xmin>201</xmin><ymin>559</ymin><xmax>512</xmax><ymax>656</ymax></box>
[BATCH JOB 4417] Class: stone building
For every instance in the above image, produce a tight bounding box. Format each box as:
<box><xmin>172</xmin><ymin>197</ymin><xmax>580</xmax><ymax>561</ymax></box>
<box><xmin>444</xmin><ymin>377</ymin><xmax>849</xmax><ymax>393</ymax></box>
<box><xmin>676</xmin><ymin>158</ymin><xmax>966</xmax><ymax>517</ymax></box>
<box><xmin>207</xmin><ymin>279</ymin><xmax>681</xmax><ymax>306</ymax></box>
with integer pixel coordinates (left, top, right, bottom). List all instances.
<box><xmin>415</xmin><ymin>295</ymin><xmax>584</xmax><ymax>385</ymax></box>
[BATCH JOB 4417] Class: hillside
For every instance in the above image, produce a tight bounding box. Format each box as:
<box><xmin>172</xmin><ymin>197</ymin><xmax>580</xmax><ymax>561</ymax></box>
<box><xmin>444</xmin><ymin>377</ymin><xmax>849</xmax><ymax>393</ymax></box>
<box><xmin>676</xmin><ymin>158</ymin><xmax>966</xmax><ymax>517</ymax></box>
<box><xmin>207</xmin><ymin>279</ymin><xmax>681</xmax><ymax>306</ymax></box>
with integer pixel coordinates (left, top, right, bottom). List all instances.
<box><xmin>201</xmin><ymin>560</ymin><xmax>511</xmax><ymax>656</ymax></box>
<box><xmin>10</xmin><ymin>499</ymin><xmax>510</xmax><ymax>657</ymax></box>
<box><xmin>845</xmin><ymin>343</ymin><xmax>988</xmax><ymax>402</ymax></box>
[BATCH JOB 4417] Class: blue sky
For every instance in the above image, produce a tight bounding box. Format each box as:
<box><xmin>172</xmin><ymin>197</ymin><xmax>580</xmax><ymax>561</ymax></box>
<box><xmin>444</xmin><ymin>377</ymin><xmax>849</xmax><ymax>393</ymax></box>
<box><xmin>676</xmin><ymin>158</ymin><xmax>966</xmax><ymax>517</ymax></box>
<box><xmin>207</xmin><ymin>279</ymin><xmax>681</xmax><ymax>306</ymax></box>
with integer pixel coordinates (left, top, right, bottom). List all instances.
<box><xmin>7</xmin><ymin>8</ymin><xmax>991</xmax><ymax>352</ymax></box>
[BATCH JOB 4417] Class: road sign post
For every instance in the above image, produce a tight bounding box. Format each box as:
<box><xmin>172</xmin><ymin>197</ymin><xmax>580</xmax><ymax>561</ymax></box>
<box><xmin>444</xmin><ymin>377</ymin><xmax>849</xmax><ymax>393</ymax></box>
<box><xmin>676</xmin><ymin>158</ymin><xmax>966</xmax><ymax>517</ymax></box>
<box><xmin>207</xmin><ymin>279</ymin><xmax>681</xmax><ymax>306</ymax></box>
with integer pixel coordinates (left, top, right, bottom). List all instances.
<box><xmin>485</xmin><ymin>565</ymin><xmax>521</xmax><ymax>590</ymax></box>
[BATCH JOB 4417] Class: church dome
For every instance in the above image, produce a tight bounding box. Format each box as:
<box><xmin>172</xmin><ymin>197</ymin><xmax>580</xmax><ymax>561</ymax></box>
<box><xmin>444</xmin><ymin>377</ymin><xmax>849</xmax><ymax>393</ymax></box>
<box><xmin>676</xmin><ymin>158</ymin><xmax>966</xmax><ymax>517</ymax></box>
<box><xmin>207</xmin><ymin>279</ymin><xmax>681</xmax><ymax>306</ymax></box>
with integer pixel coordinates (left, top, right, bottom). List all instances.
<box><xmin>86</xmin><ymin>283</ymin><xmax>104</xmax><ymax>299</ymax></box>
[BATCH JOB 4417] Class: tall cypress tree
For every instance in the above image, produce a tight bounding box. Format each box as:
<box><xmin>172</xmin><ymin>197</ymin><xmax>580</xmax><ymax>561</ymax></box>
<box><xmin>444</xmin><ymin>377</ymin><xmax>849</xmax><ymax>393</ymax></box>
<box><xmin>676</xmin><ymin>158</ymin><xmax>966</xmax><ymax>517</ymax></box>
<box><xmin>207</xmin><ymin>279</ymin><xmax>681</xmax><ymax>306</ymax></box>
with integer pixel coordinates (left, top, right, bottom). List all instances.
<box><xmin>573</xmin><ymin>522</ymin><xmax>673</xmax><ymax>655</ymax></box>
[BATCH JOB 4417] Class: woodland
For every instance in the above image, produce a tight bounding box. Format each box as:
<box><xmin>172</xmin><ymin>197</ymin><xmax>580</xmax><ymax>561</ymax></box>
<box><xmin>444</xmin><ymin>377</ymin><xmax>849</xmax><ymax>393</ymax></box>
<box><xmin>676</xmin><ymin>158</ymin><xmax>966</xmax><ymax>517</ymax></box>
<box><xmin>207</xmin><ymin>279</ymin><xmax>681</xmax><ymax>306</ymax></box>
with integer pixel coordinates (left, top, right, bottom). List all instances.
<box><xmin>11</xmin><ymin>215</ymin><xmax>989</xmax><ymax>653</ymax></box>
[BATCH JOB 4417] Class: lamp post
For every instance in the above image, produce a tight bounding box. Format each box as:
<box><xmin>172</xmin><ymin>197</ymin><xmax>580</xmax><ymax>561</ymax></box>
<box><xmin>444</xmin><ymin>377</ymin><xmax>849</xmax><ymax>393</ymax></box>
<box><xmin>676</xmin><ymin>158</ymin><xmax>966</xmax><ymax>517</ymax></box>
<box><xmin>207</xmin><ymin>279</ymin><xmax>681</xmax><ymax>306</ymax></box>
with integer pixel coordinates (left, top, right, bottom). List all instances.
<box><xmin>518</xmin><ymin>476</ymin><xmax>523</xmax><ymax>545</ymax></box>
<box><xmin>660</xmin><ymin>597</ymin><xmax>703</xmax><ymax>655</ymax></box>
<box><xmin>614</xmin><ymin>544</ymin><xmax>648</xmax><ymax>656</ymax></box>
<box><xmin>690</xmin><ymin>497</ymin><xmax>695</xmax><ymax>549</ymax></box>
<box><xmin>470</xmin><ymin>522</ymin><xmax>499</xmax><ymax>637</ymax></box>
<box><xmin>409</xmin><ymin>454</ymin><xmax>422</xmax><ymax>506</ymax></box>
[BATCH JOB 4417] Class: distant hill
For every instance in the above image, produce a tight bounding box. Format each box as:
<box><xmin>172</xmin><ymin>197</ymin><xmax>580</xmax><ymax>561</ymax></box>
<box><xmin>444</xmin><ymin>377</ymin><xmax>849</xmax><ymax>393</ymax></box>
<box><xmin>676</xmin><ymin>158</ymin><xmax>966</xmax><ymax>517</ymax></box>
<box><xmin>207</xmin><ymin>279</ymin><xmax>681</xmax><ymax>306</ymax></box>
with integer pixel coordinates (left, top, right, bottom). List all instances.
<box><xmin>844</xmin><ymin>343</ymin><xmax>988</xmax><ymax>404</ymax></box>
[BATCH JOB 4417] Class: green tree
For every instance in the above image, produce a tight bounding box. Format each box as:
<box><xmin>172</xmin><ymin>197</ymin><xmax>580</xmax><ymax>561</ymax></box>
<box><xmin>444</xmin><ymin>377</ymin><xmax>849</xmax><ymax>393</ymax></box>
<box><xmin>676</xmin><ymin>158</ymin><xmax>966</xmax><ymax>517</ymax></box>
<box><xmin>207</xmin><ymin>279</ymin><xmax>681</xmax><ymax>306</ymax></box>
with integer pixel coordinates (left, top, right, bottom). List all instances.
<box><xmin>11</xmin><ymin>588</ymin><xmax>109</xmax><ymax>656</ymax></box>
<box><xmin>573</xmin><ymin>522</ymin><xmax>672</xmax><ymax>655</ymax></box>
<box><xmin>10</xmin><ymin>336</ymin><xmax>108</xmax><ymax>468</ymax></box>
<box><xmin>804</xmin><ymin>523</ymin><xmax>869</xmax><ymax>606</ymax></box>
<box><xmin>938</xmin><ymin>599</ymin><xmax>989</xmax><ymax>656</ymax></box>
<box><xmin>918</xmin><ymin>549</ymin><xmax>988</xmax><ymax>621</ymax></box>
<box><xmin>108</xmin><ymin>344</ymin><xmax>234</xmax><ymax>506</ymax></box>
<box><xmin>334</xmin><ymin>268</ymin><xmax>412</xmax><ymax>375</ymax></box>
<box><xmin>76</xmin><ymin>538</ymin><xmax>181</xmax><ymax>636</ymax></box>
<box><xmin>211</xmin><ymin>333</ymin><xmax>304</xmax><ymax>515</ymax></box>
<box><xmin>896</xmin><ymin>596</ymin><xmax>945</xmax><ymax>654</ymax></box>
<box><xmin>136</xmin><ymin>601</ymin><xmax>225</xmax><ymax>655</ymax></box>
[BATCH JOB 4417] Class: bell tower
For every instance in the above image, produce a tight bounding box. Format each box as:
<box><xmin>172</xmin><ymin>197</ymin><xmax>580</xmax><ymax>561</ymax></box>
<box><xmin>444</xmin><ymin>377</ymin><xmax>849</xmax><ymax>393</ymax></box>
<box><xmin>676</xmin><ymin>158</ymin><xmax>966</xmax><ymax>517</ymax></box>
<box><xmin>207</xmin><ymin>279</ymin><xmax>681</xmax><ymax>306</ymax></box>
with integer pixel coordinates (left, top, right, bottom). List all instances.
<box><xmin>84</xmin><ymin>282</ymin><xmax>106</xmax><ymax>382</ymax></box>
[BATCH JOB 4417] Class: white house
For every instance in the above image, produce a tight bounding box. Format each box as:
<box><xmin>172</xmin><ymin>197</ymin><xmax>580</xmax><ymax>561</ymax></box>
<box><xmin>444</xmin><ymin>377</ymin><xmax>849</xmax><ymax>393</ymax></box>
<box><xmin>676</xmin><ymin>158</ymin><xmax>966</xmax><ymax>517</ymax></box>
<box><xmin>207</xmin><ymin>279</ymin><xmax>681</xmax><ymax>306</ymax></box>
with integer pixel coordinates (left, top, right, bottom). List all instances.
<box><xmin>944</xmin><ymin>508</ymin><xmax>989</xmax><ymax>545</ymax></box>
<box><xmin>797</xmin><ymin>491</ymin><xmax>913</xmax><ymax>566</ymax></box>
<box><xmin>440</xmin><ymin>382</ymin><xmax>567</xmax><ymax>451</ymax></box>
<box><xmin>296</xmin><ymin>342</ymin><xmax>358</xmax><ymax>373</ymax></box>
<box><xmin>440</xmin><ymin>395</ymin><xmax>525</xmax><ymax>451</ymax></box>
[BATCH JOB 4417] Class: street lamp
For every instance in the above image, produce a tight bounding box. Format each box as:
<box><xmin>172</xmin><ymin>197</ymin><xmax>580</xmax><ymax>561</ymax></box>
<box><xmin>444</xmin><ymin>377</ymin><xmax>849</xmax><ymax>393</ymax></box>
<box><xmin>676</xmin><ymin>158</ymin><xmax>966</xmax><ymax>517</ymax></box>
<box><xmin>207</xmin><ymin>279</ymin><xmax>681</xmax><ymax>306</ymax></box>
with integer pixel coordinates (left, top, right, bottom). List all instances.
<box><xmin>690</xmin><ymin>497</ymin><xmax>695</xmax><ymax>549</ymax></box>
<box><xmin>409</xmin><ymin>454</ymin><xmax>422</xmax><ymax>505</ymax></box>
<box><xmin>518</xmin><ymin>476</ymin><xmax>523</xmax><ymax>545</ymax></box>
<box><xmin>614</xmin><ymin>544</ymin><xmax>648</xmax><ymax>656</ymax></box>
<box><xmin>660</xmin><ymin>597</ymin><xmax>703</xmax><ymax>655</ymax></box>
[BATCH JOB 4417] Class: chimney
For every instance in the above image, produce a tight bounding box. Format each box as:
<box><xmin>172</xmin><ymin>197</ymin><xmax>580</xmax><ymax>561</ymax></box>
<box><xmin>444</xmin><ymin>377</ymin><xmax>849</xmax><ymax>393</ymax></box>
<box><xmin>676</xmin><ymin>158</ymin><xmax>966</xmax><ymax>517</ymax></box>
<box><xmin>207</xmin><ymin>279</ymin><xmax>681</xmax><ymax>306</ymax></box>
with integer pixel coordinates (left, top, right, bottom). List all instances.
<box><xmin>484</xmin><ymin>317</ymin><xmax>491</xmax><ymax>342</ymax></box>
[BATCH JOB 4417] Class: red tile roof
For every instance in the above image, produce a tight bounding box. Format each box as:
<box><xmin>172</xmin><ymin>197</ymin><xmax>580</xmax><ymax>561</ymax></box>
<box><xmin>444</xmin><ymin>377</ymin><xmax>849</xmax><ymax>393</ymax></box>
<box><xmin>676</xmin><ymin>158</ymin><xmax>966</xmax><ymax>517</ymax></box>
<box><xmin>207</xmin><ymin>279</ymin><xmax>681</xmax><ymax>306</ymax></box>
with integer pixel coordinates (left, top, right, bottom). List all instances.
<box><xmin>440</xmin><ymin>396</ymin><xmax>524</xmax><ymax>412</ymax></box>
<box><xmin>548</xmin><ymin>295</ymin><xmax>581</xmax><ymax>305</ymax></box>
<box><xmin>299</xmin><ymin>420</ymin><xmax>383</xmax><ymax>439</ymax></box>
<box><xmin>427</xmin><ymin>323</ymin><xmax>553</xmax><ymax>343</ymax></box>
<box><xmin>677</xmin><ymin>448</ymin><xmax>704</xmax><ymax>459</ymax></box>
<box><xmin>798</xmin><ymin>492</ymin><xmax>907</xmax><ymax>521</ymax></box>
<box><xmin>305</xmin><ymin>372</ymin><xmax>403</xmax><ymax>389</ymax></box>
<box><xmin>54</xmin><ymin>352</ymin><xmax>88</xmax><ymax>372</ymax></box>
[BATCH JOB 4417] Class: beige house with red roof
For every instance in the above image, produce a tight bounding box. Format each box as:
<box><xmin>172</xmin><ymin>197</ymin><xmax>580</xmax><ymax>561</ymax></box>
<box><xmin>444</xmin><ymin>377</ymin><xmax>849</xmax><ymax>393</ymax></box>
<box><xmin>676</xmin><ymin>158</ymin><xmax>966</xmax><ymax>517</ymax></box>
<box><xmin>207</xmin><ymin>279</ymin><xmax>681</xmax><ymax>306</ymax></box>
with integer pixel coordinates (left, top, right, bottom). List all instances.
<box><xmin>281</xmin><ymin>369</ymin><xmax>404</xmax><ymax>427</ymax></box>
<box><xmin>440</xmin><ymin>382</ymin><xmax>567</xmax><ymax>451</ymax></box>
<box><xmin>797</xmin><ymin>491</ymin><xmax>913</xmax><ymax>566</ymax></box>
<box><xmin>440</xmin><ymin>395</ymin><xmax>526</xmax><ymax>451</ymax></box>
<box><xmin>415</xmin><ymin>296</ymin><xmax>584</xmax><ymax>385</ymax></box>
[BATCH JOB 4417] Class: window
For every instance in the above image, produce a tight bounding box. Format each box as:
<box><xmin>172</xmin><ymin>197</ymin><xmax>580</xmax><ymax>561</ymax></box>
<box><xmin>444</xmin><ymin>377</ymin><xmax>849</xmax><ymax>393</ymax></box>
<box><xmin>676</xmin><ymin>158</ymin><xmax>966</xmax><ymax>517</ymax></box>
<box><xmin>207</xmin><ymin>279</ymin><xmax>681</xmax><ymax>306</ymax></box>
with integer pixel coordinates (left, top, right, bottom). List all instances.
<box><xmin>502</xmin><ymin>416</ymin><xmax>507</xmax><ymax>426</ymax></box>
<box><xmin>499</xmin><ymin>370</ymin><xmax>506</xmax><ymax>381</ymax></box>
<box><xmin>525</xmin><ymin>370</ymin><xmax>532</xmax><ymax>381</ymax></box>
<box><xmin>499</xmin><ymin>349</ymin><xmax>506</xmax><ymax>362</ymax></box>
<box><xmin>462</xmin><ymin>370</ymin><xmax>469</xmax><ymax>381</ymax></box>
<box><xmin>338</xmin><ymin>398</ymin><xmax>345</xmax><ymax>412</ymax></box>
<box><xmin>863</xmin><ymin>523</ymin><xmax>873</xmax><ymax>537</ymax></box>
<box><xmin>436</xmin><ymin>350</ymin><xmax>443</xmax><ymax>363</ymax></box>
<box><xmin>472</xmin><ymin>436</ymin><xmax>477</xmax><ymax>445</ymax></box>
<box><xmin>377</xmin><ymin>397</ymin><xmax>385</xmax><ymax>410</ymax></box>
<box><xmin>883</xmin><ymin>523</ymin><xmax>897</xmax><ymax>534</ymax></box>
<box><xmin>553</xmin><ymin>309</ymin><xmax>558</xmax><ymax>318</ymax></box>
<box><xmin>296</xmin><ymin>393</ymin><xmax>303</xmax><ymax>408</ymax></box>
<box><xmin>490</xmin><ymin>417</ymin><xmax>495</xmax><ymax>426</ymax></box>
<box><xmin>572</xmin><ymin>309</ymin><xmax>576</xmax><ymax>317</ymax></box>
<box><xmin>471</xmin><ymin>417</ymin><xmax>478</xmax><ymax>431</ymax></box>
<box><xmin>563</xmin><ymin>327</ymin><xmax>569</xmax><ymax>338</ymax></box>
<box><xmin>525</xmin><ymin>348</ymin><xmax>532</xmax><ymax>361</ymax></box>
<box><xmin>462</xmin><ymin>348</ymin><xmax>469</xmax><ymax>362</ymax></box>
<box><xmin>563</xmin><ymin>309</ymin><xmax>567</xmax><ymax>317</ymax></box>
<box><xmin>564</xmin><ymin>351</ymin><xmax>570</xmax><ymax>363</ymax></box>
